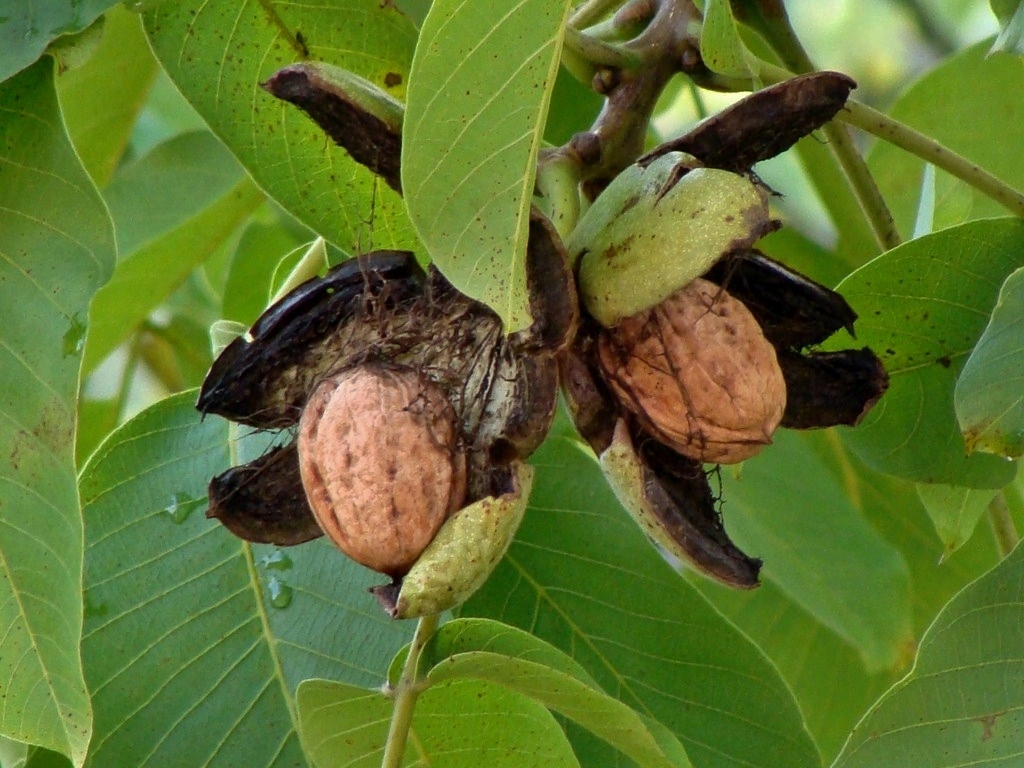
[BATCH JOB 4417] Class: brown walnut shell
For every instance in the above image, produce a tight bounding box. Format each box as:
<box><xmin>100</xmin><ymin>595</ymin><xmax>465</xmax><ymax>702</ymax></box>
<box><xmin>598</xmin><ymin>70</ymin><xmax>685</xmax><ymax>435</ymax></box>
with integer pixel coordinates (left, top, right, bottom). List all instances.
<box><xmin>297</xmin><ymin>364</ymin><xmax>467</xmax><ymax>577</ymax></box>
<box><xmin>598</xmin><ymin>278</ymin><xmax>786</xmax><ymax>464</ymax></box>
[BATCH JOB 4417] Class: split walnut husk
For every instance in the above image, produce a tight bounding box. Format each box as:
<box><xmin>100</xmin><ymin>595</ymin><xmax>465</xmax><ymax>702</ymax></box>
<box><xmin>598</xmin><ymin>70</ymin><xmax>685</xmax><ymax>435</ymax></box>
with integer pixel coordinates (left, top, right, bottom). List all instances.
<box><xmin>200</xmin><ymin>213</ymin><xmax>577</xmax><ymax>615</ymax></box>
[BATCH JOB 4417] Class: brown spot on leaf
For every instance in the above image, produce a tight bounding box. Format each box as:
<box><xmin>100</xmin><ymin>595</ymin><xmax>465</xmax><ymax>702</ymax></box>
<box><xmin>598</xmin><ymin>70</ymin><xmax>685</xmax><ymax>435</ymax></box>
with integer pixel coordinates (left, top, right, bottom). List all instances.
<box><xmin>978</xmin><ymin>711</ymin><xmax>1004</xmax><ymax>741</ymax></box>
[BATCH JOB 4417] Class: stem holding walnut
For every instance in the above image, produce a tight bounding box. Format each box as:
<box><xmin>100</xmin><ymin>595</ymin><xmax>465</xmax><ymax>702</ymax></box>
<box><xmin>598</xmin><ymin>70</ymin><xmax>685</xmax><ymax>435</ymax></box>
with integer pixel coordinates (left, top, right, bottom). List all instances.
<box><xmin>380</xmin><ymin>613</ymin><xmax>439</xmax><ymax>768</ymax></box>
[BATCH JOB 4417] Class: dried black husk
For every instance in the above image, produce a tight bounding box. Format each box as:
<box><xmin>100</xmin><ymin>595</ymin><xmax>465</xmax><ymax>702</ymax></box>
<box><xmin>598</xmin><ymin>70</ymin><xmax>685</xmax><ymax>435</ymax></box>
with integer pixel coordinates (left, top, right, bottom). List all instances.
<box><xmin>640</xmin><ymin>71</ymin><xmax>856</xmax><ymax>173</ymax></box>
<box><xmin>198</xmin><ymin>250</ymin><xmax>423</xmax><ymax>429</ymax></box>
<box><xmin>206</xmin><ymin>442</ymin><xmax>322</xmax><ymax>546</ymax></box>
<box><xmin>777</xmin><ymin>348</ymin><xmax>889</xmax><ymax>429</ymax></box>
<box><xmin>701</xmin><ymin>249</ymin><xmax>889</xmax><ymax>429</ymax></box>
<box><xmin>261</xmin><ymin>64</ymin><xmax>403</xmax><ymax>192</ymax></box>
<box><xmin>636</xmin><ymin>436</ymin><xmax>761</xmax><ymax>588</ymax></box>
<box><xmin>703</xmin><ymin>249</ymin><xmax>857</xmax><ymax>349</ymax></box>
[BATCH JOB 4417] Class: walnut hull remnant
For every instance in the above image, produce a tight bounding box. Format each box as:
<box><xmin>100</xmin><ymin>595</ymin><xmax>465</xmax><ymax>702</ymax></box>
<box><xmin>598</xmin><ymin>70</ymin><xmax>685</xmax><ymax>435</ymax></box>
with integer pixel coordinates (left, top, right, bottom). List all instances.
<box><xmin>199</xmin><ymin>222</ymin><xmax>577</xmax><ymax>612</ymax></box>
<box><xmin>298</xmin><ymin>364</ymin><xmax>467</xmax><ymax>577</ymax></box>
<box><xmin>561</xmin><ymin>250</ymin><xmax>888</xmax><ymax>590</ymax></box>
<box><xmin>598</xmin><ymin>278</ymin><xmax>787</xmax><ymax>464</ymax></box>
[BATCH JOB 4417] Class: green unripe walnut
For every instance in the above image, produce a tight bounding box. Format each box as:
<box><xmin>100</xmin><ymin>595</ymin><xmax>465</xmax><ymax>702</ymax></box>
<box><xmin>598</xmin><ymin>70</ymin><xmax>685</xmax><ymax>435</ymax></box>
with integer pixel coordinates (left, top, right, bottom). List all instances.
<box><xmin>373</xmin><ymin>463</ymin><xmax>533</xmax><ymax>619</ymax></box>
<box><xmin>567</xmin><ymin>152</ymin><xmax>773</xmax><ymax>328</ymax></box>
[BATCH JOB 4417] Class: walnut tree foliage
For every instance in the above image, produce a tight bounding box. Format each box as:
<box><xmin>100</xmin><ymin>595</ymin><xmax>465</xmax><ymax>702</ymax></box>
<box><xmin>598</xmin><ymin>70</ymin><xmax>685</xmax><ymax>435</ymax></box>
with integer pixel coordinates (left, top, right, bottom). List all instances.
<box><xmin>2</xmin><ymin>1</ymin><xmax>1024</xmax><ymax>767</ymax></box>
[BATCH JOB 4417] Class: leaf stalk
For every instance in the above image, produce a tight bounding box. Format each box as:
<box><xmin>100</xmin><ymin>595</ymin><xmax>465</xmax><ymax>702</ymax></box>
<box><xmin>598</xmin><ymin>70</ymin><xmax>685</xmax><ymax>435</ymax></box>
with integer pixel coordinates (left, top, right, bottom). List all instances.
<box><xmin>380</xmin><ymin>613</ymin><xmax>439</xmax><ymax>768</ymax></box>
<box><xmin>988</xmin><ymin>492</ymin><xmax>1020</xmax><ymax>559</ymax></box>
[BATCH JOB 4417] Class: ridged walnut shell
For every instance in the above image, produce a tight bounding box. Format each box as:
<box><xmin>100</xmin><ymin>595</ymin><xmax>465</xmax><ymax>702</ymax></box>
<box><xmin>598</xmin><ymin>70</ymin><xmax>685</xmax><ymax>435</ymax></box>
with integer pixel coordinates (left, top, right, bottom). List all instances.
<box><xmin>297</xmin><ymin>364</ymin><xmax>467</xmax><ymax>576</ymax></box>
<box><xmin>598</xmin><ymin>278</ymin><xmax>786</xmax><ymax>464</ymax></box>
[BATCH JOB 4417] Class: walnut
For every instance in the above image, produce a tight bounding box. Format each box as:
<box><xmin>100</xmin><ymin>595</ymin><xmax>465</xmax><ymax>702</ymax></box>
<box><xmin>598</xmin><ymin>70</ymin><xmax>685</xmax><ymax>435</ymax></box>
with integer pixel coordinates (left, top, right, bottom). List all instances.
<box><xmin>597</xmin><ymin>278</ymin><xmax>786</xmax><ymax>464</ymax></box>
<box><xmin>297</xmin><ymin>364</ymin><xmax>467</xmax><ymax>577</ymax></box>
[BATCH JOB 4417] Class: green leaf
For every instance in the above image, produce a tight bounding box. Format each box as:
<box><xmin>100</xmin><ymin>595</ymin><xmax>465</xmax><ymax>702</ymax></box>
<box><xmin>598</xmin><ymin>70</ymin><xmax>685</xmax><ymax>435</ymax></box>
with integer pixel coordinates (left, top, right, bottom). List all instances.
<box><xmin>103</xmin><ymin>130</ymin><xmax>248</xmax><ymax>255</ymax></box>
<box><xmin>297</xmin><ymin>678</ymin><xmax>580</xmax><ymax>768</ymax></box>
<box><xmin>423</xmin><ymin>618</ymin><xmax>691</xmax><ymax>768</ymax></box>
<box><xmin>700</xmin><ymin>0</ymin><xmax>755</xmax><ymax>79</ymax></box>
<box><xmin>24</xmin><ymin>747</ymin><xmax>72</xmax><ymax>768</ymax></box>
<box><xmin>833</xmin><ymin>540</ymin><xmax>1024</xmax><ymax>767</ymax></box>
<box><xmin>402</xmin><ymin>0</ymin><xmax>571</xmax><ymax>333</ymax></box>
<box><xmin>916</xmin><ymin>484</ymin><xmax>999</xmax><ymax>559</ymax></box>
<box><xmin>0</xmin><ymin>57</ymin><xmax>114</xmax><ymax>765</ymax></box>
<box><xmin>817</xmin><ymin>431</ymin><xmax>1005</xmax><ymax>636</ymax></box>
<box><xmin>0</xmin><ymin>0</ymin><xmax>115</xmax><ymax>83</ymax></box>
<box><xmin>83</xmin><ymin>131</ymin><xmax>265</xmax><ymax>372</ymax></box>
<box><xmin>955</xmin><ymin>267</ymin><xmax>1024</xmax><ymax>458</ymax></box>
<box><xmin>865</xmin><ymin>41</ymin><xmax>1024</xmax><ymax>239</ymax></box>
<box><xmin>43</xmin><ymin>16</ymin><xmax>106</xmax><ymax>75</ymax></box>
<box><xmin>465</xmin><ymin>435</ymin><xmax>820</xmax><ymax>768</ymax></box>
<box><xmin>142</xmin><ymin>0</ymin><xmax>419</xmax><ymax>255</ymax></box>
<box><xmin>79</xmin><ymin>392</ymin><xmax>413</xmax><ymax>766</ymax></box>
<box><xmin>55</xmin><ymin>6</ymin><xmax>158</xmax><ymax>187</ymax></box>
<box><xmin>698</xmin><ymin>578</ymin><xmax>894</xmax><ymax>764</ymax></box>
<box><xmin>834</xmin><ymin>218</ymin><xmax>1024</xmax><ymax>488</ymax></box>
<box><xmin>702</xmin><ymin>430</ymin><xmax>1012</xmax><ymax>762</ymax></box>
<box><xmin>721</xmin><ymin>430</ymin><xmax>914</xmax><ymax>672</ymax></box>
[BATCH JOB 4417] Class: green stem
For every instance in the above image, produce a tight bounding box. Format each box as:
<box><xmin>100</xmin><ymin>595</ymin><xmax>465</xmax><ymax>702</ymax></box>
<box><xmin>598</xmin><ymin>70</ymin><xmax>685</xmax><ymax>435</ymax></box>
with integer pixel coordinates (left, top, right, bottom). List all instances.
<box><xmin>821</xmin><ymin>121</ymin><xmax>902</xmax><ymax>249</ymax></box>
<box><xmin>564</xmin><ymin>24</ymin><xmax>640</xmax><ymax>68</ymax></box>
<box><xmin>988</xmin><ymin>492</ymin><xmax>1019</xmax><ymax>558</ymax></box>
<box><xmin>113</xmin><ymin>333</ymin><xmax>143</xmax><ymax>422</ymax></box>
<box><xmin>380</xmin><ymin>613</ymin><xmax>440</xmax><ymax>768</ymax></box>
<box><xmin>838</xmin><ymin>100</ymin><xmax>1024</xmax><ymax>219</ymax></box>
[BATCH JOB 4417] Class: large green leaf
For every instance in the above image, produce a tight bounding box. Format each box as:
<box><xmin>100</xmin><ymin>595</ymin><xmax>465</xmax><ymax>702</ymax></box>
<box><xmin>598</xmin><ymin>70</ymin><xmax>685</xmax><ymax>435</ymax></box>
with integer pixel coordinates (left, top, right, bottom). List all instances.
<box><xmin>465</xmin><ymin>436</ymin><xmax>820</xmax><ymax>768</ymax></box>
<box><xmin>834</xmin><ymin>218</ymin><xmax>1024</xmax><ymax>488</ymax></box>
<box><xmin>0</xmin><ymin>1</ymin><xmax>116</xmax><ymax>83</ymax></box>
<box><xmin>0</xmin><ymin>57</ymin><xmax>114</xmax><ymax>765</ymax></box>
<box><xmin>702</xmin><ymin>429</ymin><xmax>1010</xmax><ymax>762</ymax></box>
<box><xmin>82</xmin><ymin>131</ymin><xmax>263</xmax><ymax>372</ymax></box>
<box><xmin>142</xmin><ymin>0</ymin><xmax>419</xmax><ymax>255</ymax></box>
<box><xmin>55</xmin><ymin>6</ymin><xmax>158</xmax><ymax>187</ymax></box>
<box><xmin>720</xmin><ymin>430</ymin><xmax>913</xmax><ymax>672</ymax></box>
<box><xmin>698</xmin><ymin>578</ymin><xmax>894</xmax><ymax>764</ymax></box>
<box><xmin>423</xmin><ymin>619</ymin><xmax>691</xmax><ymax>768</ymax></box>
<box><xmin>297</xmin><ymin>677</ymin><xmax>580</xmax><ymax>768</ymax></box>
<box><xmin>79</xmin><ymin>392</ymin><xmax>413</xmax><ymax>767</ymax></box>
<box><xmin>402</xmin><ymin>0</ymin><xmax>571</xmax><ymax>332</ymax></box>
<box><xmin>955</xmin><ymin>266</ymin><xmax>1024</xmax><ymax>458</ymax></box>
<box><xmin>813</xmin><ymin>431</ymin><xmax>1005</xmax><ymax>637</ymax></box>
<box><xmin>833</xmin><ymin>539</ymin><xmax>1024</xmax><ymax>767</ymax></box>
